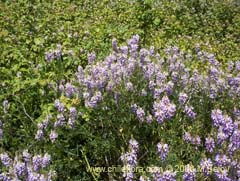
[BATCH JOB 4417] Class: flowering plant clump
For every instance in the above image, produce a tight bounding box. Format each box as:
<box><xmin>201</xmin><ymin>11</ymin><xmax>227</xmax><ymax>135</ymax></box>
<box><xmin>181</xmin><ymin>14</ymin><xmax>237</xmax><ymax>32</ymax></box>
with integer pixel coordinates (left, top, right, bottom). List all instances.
<box><xmin>25</xmin><ymin>35</ymin><xmax>239</xmax><ymax>180</ymax></box>
<box><xmin>0</xmin><ymin>151</ymin><xmax>55</xmax><ymax>181</ymax></box>
<box><xmin>1</xmin><ymin>34</ymin><xmax>240</xmax><ymax>180</ymax></box>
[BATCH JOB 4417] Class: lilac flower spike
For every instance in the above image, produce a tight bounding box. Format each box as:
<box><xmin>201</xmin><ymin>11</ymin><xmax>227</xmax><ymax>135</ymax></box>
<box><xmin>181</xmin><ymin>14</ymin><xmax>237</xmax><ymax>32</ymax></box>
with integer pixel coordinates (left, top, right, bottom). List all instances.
<box><xmin>157</xmin><ymin>142</ymin><xmax>169</xmax><ymax>161</ymax></box>
<box><xmin>200</xmin><ymin>158</ymin><xmax>213</xmax><ymax>176</ymax></box>
<box><xmin>179</xmin><ymin>92</ymin><xmax>188</xmax><ymax>105</ymax></box>
<box><xmin>184</xmin><ymin>105</ymin><xmax>197</xmax><ymax>120</ymax></box>
<box><xmin>211</xmin><ymin>109</ymin><xmax>224</xmax><ymax>127</ymax></box>
<box><xmin>153</xmin><ymin>95</ymin><xmax>176</xmax><ymax>124</ymax></box>
<box><xmin>136</xmin><ymin>107</ymin><xmax>145</xmax><ymax>122</ymax></box>
<box><xmin>0</xmin><ymin>153</ymin><xmax>11</xmax><ymax>167</ymax></box>
<box><xmin>121</xmin><ymin>139</ymin><xmax>139</xmax><ymax>181</ymax></box>
<box><xmin>49</xmin><ymin>130</ymin><xmax>58</xmax><ymax>143</ymax></box>
<box><xmin>183</xmin><ymin>164</ymin><xmax>196</xmax><ymax>181</ymax></box>
<box><xmin>205</xmin><ymin>137</ymin><xmax>215</xmax><ymax>153</ymax></box>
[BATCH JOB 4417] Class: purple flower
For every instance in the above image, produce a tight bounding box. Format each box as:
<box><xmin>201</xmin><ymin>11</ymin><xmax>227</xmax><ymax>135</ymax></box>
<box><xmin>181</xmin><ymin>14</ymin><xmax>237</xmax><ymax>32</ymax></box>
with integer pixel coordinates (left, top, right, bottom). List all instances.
<box><xmin>120</xmin><ymin>46</ymin><xmax>128</xmax><ymax>55</ymax></box>
<box><xmin>32</xmin><ymin>155</ymin><xmax>42</xmax><ymax>172</ymax></box>
<box><xmin>42</xmin><ymin>153</ymin><xmax>51</xmax><ymax>168</ymax></box>
<box><xmin>184</xmin><ymin>105</ymin><xmax>196</xmax><ymax>120</ymax></box>
<box><xmin>49</xmin><ymin>130</ymin><xmax>58</xmax><ymax>143</ymax></box>
<box><xmin>129</xmin><ymin>139</ymin><xmax>139</xmax><ymax>153</ymax></box>
<box><xmin>205</xmin><ymin>137</ymin><xmax>215</xmax><ymax>153</ymax></box>
<box><xmin>228</xmin><ymin>129</ymin><xmax>240</xmax><ymax>153</ymax></box>
<box><xmin>54</xmin><ymin>114</ymin><xmax>65</xmax><ymax>128</ymax></box>
<box><xmin>146</xmin><ymin>114</ymin><xmax>153</xmax><ymax>123</ymax></box>
<box><xmin>122</xmin><ymin>165</ymin><xmax>134</xmax><ymax>181</ymax></box>
<box><xmin>131</xmin><ymin>104</ymin><xmax>138</xmax><ymax>113</ymax></box>
<box><xmin>140</xmin><ymin>48</ymin><xmax>149</xmax><ymax>65</ymax></box>
<box><xmin>200</xmin><ymin>158</ymin><xmax>213</xmax><ymax>176</ymax></box>
<box><xmin>126</xmin><ymin>82</ymin><xmax>134</xmax><ymax>92</ymax></box>
<box><xmin>35</xmin><ymin>129</ymin><xmax>43</xmax><ymax>140</ymax></box>
<box><xmin>121</xmin><ymin>152</ymin><xmax>137</xmax><ymax>167</ymax></box>
<box><xmin>191</xmin><ymin>136</ymin><xmax>201</xmax><ymax>146</ymax></box>
<box><xmin>153</xmin><ymin>96</ymin><xmax>176</xmax><ymax>124</ymax></box>
<box><xmin>228</xmin><ymin>61</ymin><xmax>234</xmax><ymax>72</ymax></box>
<box><xmin>211</xmin><ymin>109</ymin><xmax>224</xmax><ymax>127</ymax></box>
<box><xmin>54</xmin><ymin>99</ymin><xmax>64</xmax><ymax>112</ymax></box>
<box><xmin>0</xmin><ymin>153</ymin><xmax>11</xmax><ymax>167</ymax></box>
<box><xmin>121</xmin><ymin>139</ymin><xmax>139</xmax><ymax>180</ymax></box>
<box><xmin>233</xmin><ymin>107</ymin><xmax>240</xmax><ymax>118</ymax></box>
<box><xmin>152</xmin><ymin>167</ymin><xmax>162</xmax><ymax>181</ymax></box>
<box><xmin>207</xmin><ymin>54</ymin><xmax>219</xmax><ymax>66</ymax></box>
<box><xmin>65</xmin><ymin>83</ymin><xmax>76</xmax><ymax>97</ymax></box>
<box><xmin>0</xmin><ymin>173</ymin><xmax>11</xmax><ymax>181</ymax></box>
<box><xmin>42</xmin><ymin>118</ymin><xmax>49</xmax><ymax>130</ymax></box>
<box><xmin>235</xmin><ymin>61</ymin><xmax>240</xmax><ymax>71</ymax></box>
<box><xmin>67</xmin><ymin>118</ymin><xmax>76</xmax><ymax>129</ymax></box>
<box><xmin>22</xmin><ymin>151</ymin><xmax>31</xmax><ymax>165</ymax></box>
<box><xmin>86</xmin><ymin>97</ymin><xmax>98</xmax><ymax>108</ymax></box>
<box><xmin>217</xmin><ymin>129</ymin><xmax>228</xmax><ymax>145</ymax></box>
<box><xmin>184</xmin><ymin>132</ymin><xmax>191</xmax><ymax>143</ymax></box>
<box><xmin>112</xmin><ymin>38</ymin><xmax>118</xmax><ymax>52</ymax></box>
<box><xmin>45</xmin><ymin>51</ymin><xmax>55</xmax><ymax>62</ymax></box>
<box><xmin>149</xmin><ymin>80</ymin><xmax>156</xmax><ymax>91</ymax></box>
<box><xmin>183</xmin><ymin>164</ymin><xmax>196</xmax><ymax>181</ymax></box>
<box><xmin>214</xmin><ymin>168</ymin><xmax>231</xmax><ymax>181</ymax></box>
<box><xmin>96</xmin><ymin>91</ymin><xmax>103</xmax><ymax>101</ymax></box>
<box><xmin>149</xmin><ymin>46</ymin><xmax>155</xmax><ymax>56</ymax></box>
<box><xmin>215</xmin><ymin>154</ymin><xmax>230</xmax><ymax>167</ymax></box>
<box><xmin>39</xmin><ymin>174</ymin><xmax>46</xmax><ymax>181</ymax></box>
<box><xmin>222</xmin><ymin>115</ymin><xmax>234</xmax><ymax>137</ymax></box>
<box><xmin>87</xmin><ymin>52</ymin><xmax>96</xmax><ymax>64</ymax></box>
<box><xmin>55</xmin><ymin>44</ymin><xmax>62</xmax><ymax>59</ymax></box>
<box><xmin>128</xmin><ymin>34</ymin><xmax>139</xmax><ymax>46</ymax></box>
<box><xmin>106</xmin><ymin>81</ymin><xmax>114</xmax><ymax>92</ymax></box>
<box><xmin>14</xmin><ymin>161</ymin><xmax>26</xmax><ymax>177</ymax></box>
<box><xmin>27</xmin><ymin>171</ymin><xmax>40</xmax><ymax>181</ymax></box>
<box><xmin>136</xmin><ymin>107</ymin><xmax>145</xmax><ymax>122</ymax></box>
<box><xmin>171</xmin><ymin>71</ymin><xmax>178</xmax><ymax>83</ymax></box>
<box><xmin>165</xmin><ymin>81</ymin><xmax>174</xmax><ymax>95</ymax></box>
<box><xmin>68</xmin><ymin>107</ymin><xmax>77</xmax><ymax>121</ymax></box>
<box><xmin>154</xmin><ymin>88</ymin><xmax>164</xmax><ymax>99</ymax></box>
<box><xmin>157</xmin><ymin>142</ymin><xmax>169</xmax><ymax>161</ymax></box>
<box><xmin>162</xmin><ymin>170</ymin><xmax>176</xmax><ymax>181</ymax></box>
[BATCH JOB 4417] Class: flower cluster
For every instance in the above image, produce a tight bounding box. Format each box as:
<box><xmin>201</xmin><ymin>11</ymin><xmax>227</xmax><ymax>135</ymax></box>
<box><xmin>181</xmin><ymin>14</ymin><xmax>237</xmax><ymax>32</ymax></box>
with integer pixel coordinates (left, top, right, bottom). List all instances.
<box><xmin>153</xmin><ymin>96</ymin><xmax>176</xmax><ymax>124</ymax></box>
<box><xmin>183</xmin><ymin>164</ymin><xmax>196</xmax><ymax>181</ymax></box>
<box><xmin>38</xmin><ymin>35</ymin><xmax>240</xmax><ymax>180</ymax></box>
<box><xmin>45</xmin><ymin>44</ymin><xmax>62</xmax><ymax>62</ymax></box>
<box><xmin>200</xmin><ymin>158</ymin><xmax>213</xmax><ymax>176</ymax></box>
<box><xmin>205</xmin><ymin>137</ymin><xmax>215</xmax><ymax>153</ymax></box>
<box><xmin>0</xmin><ymin>151</ymin><xmax>55</xmax><ymax>181</ymax></box>
<box><xmin>183</xmin><ymin>132</ymin><xmax>201</xmax><ymax>147</ymax></box>
<box><xmin>184</xmin><ymin>105</ymin><xmax>196</xmax><ymax>120</ymax></box>
<box><xmin>157</xmin><ymin>142</ymin><xmax>169</xmax><ymax>161</ymax></box>
<box><xmin>120</xmin><ymin>139</ymin><xmax>139</xmax><ymax>181</ymax></box>
<box><xmin>152</xmin><ymin>168</ymin><xmax>176</xmax><ymax>181</ymax></box>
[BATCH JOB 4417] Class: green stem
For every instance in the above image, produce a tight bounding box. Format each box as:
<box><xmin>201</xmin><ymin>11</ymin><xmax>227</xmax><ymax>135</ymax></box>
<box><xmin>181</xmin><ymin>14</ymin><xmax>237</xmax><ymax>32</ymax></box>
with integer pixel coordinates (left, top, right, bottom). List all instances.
<box><xmin>81</xmin><ymin>149</ymin><xmax>98</xmax><ymax>181</ymax></box>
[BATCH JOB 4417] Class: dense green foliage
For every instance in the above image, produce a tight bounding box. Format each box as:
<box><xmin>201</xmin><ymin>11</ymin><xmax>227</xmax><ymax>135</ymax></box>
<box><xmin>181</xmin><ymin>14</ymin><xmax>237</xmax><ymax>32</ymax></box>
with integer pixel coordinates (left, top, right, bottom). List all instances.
<box><xmin>0</xmin><ymin>0</ymin><xmax>240</xmax><ymax>180</ymax></box>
